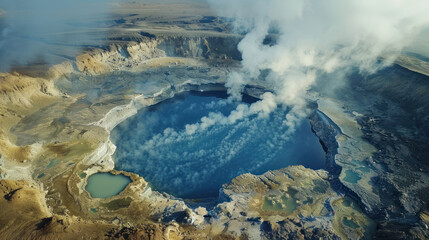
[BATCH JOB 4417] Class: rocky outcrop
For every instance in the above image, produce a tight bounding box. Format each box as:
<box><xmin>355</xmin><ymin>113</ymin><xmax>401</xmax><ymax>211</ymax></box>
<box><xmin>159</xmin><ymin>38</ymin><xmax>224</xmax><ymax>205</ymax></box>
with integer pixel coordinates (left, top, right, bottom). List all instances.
<box><xmin>75</xmin><ymin>34</ymin><xmax>242</xmax><ymax>75</ymax></box>
<box><xmin>312</xmin><ymin>65</ymin><xmax>429</xmax><ymax>239</ymax></box>
<box><xmin>157</xmin><ymin>36</ymin><xmax>241</xmax><ymax>60</ymax></box>
<box><xmin>209</xmin><ymin>166</ymin><xmax>375</xmax><ymax>239</ymax></box>
<box><xmin>75</xmin><ymin>39</ymin><xmax>166</xmax><ymax>75</ymax></box>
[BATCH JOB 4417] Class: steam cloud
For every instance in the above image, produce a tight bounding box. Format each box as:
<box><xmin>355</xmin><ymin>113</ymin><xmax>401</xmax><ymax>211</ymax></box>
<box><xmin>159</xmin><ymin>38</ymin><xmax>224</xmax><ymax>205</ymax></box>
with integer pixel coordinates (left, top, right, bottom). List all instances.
<box><xmin>113</xmin><ymin>96</ymin><xmax>325</xmax><ymax>198</ymax></box>
<box><xmin>0</xmin><ymin>0</ymin><xmax>116</xmax><ymax>71</ymax></box>
<box><xmin>204</xmin><ymin>0</ymin><xmax>429</xmax><ymax>131</ymax></box>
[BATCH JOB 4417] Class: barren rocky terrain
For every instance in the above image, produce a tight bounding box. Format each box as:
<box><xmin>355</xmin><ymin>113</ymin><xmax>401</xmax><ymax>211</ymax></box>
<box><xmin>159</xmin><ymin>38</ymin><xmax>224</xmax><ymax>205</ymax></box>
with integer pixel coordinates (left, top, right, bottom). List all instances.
<box><xmin>0</xmin><ymin>1</ymin><xmax>428</xmax><ymax>239</ymax></box>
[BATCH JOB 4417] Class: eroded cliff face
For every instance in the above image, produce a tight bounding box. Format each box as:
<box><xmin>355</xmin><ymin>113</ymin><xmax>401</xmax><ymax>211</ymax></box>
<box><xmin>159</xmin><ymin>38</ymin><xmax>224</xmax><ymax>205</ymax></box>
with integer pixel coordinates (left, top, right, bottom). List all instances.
<box><xmin>75</xmin><ymin>35</ymin><xmax>241</xmax><ymax>75</ymax></box>
<box><xmin>75</xmin><ymin>39</ymin><xmax>165</xmax><ymax>75</ymax></box>
<box><xmin>157</xmin><ymin>35</ymin><xmax>242</xmax><ymax>60</ymax></box>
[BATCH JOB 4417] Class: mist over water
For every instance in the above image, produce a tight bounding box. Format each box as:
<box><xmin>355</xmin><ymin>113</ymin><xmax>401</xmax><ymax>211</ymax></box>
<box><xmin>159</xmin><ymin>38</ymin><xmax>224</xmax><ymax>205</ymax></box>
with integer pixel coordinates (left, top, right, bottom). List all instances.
<box><xmin>112</xmin><ymin>93</ymin><xmax>325</xmax><ymax>199</ymax></box>
<box><xmin>2</xmin><ymin>0</ymin><xmax>427</xmax><ymax>199</ymax></box>
<box><xmin>0</xmin><ymin>0</ymin><xmax>117</xmax><ymax>71</ymax></box>
<box><xmin>207</xmin><ymin>0</ymin><xmax>429</xmax><ymax>135</ymax></box>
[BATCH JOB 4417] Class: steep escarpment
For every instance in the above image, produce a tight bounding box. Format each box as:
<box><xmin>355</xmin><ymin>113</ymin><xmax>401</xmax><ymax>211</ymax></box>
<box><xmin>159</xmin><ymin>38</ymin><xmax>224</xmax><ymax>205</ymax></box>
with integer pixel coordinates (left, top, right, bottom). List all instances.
<box><xmin>157</xmin><ymin>35</ymin><xmax>242</xmax><ymax>60</ymax></box>
<box><xmin>75</xmin><ymin>38</ymin><xmax>166</xmax><ymax>75</ymax></box>
<box><xmin>75</xmin><ymin>34</ymin><xmax>242</xmax><ymax>75</ymax></box>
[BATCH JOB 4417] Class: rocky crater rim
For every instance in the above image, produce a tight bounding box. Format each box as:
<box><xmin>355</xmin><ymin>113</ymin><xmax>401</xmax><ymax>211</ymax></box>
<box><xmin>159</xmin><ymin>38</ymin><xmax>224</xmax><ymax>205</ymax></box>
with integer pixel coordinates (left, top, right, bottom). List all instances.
<box><xmin>77</xmin><ymin>82</ymin><xmax>341</xmax><ymax>209</ymax></box>
<box><xmin>1</xmin><ymin>35</ymin><xmax>373</xmax><ymax>233</ymax></box>
<box><xmin>0</xmin><ymin>4</ymin><xmax>427</xmax><ymax>237</ymax></box>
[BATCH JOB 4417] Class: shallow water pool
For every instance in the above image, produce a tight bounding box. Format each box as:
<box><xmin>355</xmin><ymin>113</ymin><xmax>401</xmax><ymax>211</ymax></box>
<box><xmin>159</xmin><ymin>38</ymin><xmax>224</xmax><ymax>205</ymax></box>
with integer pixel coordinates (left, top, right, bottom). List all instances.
<box><xmin>342</xmin><ymin>169</ymin><xmax>361</xmax><ymax>184</ymax></box>
<box><xmin>85</xmin><ymin>172</ymin><xmax>131</xmax><ymax>198</ymax></box>
<box><xmin>112</xmin><ymin>92</ymin><xmax>326</xmax><ymax>199</ymax></box>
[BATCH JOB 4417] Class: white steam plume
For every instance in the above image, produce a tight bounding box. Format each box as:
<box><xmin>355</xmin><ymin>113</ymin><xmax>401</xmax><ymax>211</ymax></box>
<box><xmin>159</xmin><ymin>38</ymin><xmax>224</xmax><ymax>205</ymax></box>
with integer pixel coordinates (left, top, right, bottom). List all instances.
<box><xmin>202</xmin><ymin>0</ymin><xmax>429</xmax><ymax>133</ymax></box>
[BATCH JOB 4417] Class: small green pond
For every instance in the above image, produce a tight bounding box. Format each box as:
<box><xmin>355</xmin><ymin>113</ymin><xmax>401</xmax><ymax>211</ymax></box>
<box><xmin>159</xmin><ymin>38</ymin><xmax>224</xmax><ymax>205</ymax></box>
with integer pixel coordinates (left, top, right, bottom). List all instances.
<box><xmin>262</xmin><ymin>189</ymin><xmax>300</xmax><ymax>215</ymax></box>
<box><xmin>85</xmin><ymin>172</ymin><xmax>131</xmax><ymax>198</ymax></box>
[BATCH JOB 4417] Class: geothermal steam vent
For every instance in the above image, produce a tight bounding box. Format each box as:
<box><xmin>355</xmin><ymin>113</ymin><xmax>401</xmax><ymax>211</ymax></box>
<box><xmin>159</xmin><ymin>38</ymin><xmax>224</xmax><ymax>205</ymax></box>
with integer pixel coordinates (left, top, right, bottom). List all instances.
<box><xmin>111</xmin><ymin>91</ymin><xmax>326</xmax><ymax>199</ymax></box>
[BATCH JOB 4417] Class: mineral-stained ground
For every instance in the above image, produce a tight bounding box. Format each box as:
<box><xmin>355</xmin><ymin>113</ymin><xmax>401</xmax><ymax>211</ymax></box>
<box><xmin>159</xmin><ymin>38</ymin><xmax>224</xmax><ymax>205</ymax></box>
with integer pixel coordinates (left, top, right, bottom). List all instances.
<box><xmin>0</xmin><ymin>1</ymin><xmax>428</xmax><ymax>239</ymax></box>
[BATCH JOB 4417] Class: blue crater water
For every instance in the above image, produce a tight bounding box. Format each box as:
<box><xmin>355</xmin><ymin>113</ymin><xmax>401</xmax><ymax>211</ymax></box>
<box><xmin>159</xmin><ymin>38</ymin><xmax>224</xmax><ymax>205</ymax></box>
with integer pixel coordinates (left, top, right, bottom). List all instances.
<box><xmin>112</xmin><ymin>92</ymin><xmax>325</xmax><ymax>199</ymax></box>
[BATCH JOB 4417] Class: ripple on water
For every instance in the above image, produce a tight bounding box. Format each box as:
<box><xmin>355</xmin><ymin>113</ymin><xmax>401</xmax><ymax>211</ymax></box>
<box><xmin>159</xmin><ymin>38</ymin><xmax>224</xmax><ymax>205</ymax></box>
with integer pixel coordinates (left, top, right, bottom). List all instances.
<box><xmin>112</xmin><ymin>92</ymin><xmax>326</xmax><ymax>199</ymax></box>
